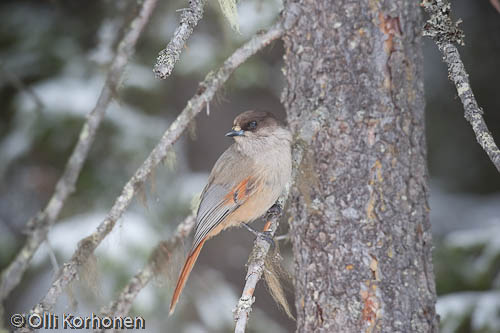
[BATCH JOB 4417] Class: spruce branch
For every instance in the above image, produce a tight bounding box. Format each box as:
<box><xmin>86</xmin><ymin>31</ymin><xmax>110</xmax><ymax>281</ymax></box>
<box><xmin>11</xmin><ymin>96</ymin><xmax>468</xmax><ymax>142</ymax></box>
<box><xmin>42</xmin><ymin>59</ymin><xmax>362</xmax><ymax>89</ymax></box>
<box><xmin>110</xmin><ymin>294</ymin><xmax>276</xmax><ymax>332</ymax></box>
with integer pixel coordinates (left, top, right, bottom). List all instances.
<box><xmin>0</xmin><ymin>0</ymin><xmax>158</xmax><ymax>306</ymax></box>
<box><xmin>422</xmin><ymin>0</ymin><xmax>500</xmax><ymax>173</ymax></box>
<box><xmin>153</xmin><ymin>0</ymin><xmax>205</xmax><ymax>79</ymax></box>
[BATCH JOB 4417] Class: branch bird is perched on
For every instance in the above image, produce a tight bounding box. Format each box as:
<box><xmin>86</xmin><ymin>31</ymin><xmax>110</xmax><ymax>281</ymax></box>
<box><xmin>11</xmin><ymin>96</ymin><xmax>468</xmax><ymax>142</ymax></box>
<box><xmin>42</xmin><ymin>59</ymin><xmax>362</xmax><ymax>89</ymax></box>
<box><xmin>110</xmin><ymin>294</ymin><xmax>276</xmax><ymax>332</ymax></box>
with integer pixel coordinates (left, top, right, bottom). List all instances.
<box><xmin>169</xmin><ymin>110</ymin><xmax>292</xmax><ymax>314</ymax></box>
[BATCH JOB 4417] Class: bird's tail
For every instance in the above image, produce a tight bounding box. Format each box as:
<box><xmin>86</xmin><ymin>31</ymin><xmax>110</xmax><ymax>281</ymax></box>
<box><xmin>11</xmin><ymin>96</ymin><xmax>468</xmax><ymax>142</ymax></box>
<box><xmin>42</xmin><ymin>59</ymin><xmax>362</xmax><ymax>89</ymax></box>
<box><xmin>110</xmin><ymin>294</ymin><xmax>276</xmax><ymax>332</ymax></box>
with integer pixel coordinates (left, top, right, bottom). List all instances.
<box><xmin>169</xmin><ymin>238</ymin><xmax>206</xmax><ymax>315</ymax></box>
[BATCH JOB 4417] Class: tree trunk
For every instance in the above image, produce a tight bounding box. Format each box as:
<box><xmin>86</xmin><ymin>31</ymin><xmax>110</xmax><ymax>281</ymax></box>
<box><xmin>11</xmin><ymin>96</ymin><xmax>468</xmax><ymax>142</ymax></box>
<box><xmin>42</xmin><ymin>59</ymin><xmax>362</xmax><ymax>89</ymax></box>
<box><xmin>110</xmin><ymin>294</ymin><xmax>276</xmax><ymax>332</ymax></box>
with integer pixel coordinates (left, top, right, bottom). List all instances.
<box><xmin>281</xmin><ymin>0</ymin><xmax>439</xmax><ymax>332</ymax></box>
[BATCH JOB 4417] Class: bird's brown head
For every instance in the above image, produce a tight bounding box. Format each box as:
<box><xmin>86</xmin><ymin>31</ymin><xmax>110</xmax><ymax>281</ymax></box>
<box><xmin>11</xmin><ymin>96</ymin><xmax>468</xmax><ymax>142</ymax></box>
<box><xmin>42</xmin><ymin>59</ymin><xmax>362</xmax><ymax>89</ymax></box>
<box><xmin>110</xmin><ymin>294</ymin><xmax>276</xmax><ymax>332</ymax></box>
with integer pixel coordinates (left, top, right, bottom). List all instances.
<box><xmin>225</xmin><ymin>110</ymin><xmax>282</xmax><ymax>141</ymax></box>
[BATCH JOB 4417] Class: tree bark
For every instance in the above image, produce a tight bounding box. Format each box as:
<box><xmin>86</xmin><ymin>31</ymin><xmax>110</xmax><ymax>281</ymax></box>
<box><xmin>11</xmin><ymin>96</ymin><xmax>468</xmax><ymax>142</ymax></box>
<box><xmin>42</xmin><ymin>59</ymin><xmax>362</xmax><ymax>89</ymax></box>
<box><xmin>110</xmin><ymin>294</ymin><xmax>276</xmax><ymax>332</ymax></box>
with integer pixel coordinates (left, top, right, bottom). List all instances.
<box><xmin>281</xmin><ymin>0</ymin><xmax>439</xmax><ymax>332</ymax></box>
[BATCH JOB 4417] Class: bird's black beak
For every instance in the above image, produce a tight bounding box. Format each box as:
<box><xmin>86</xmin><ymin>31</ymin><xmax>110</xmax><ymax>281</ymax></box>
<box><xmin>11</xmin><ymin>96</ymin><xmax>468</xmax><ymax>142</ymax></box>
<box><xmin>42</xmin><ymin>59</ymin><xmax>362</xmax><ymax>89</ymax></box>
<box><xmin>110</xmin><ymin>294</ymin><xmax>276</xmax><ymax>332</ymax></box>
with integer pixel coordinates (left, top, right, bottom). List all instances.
<box><xmin>225</xmin><ymin>126</ymin><xmax>244</xmax><ymax>137</ymax></box>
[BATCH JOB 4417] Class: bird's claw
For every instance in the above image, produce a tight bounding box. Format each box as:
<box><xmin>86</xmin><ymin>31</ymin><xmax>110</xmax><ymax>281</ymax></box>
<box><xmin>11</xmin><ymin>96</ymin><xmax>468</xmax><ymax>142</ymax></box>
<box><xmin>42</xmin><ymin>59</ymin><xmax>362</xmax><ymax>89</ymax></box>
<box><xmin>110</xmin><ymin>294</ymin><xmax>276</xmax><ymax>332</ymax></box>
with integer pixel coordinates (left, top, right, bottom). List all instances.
<box><xmin>267</xmin><ymin>203</ymin><xmax>282</xmax><ymax>217</ymax></box>
<box><xmin>242</xmin><ymin>224</ymin><xmax>275</xmax><ymax>249</ymax></box>
<box><xmin>258</xmin><ymin>230</ymin><xmax>275</xmax><ymax>250</ymax></box>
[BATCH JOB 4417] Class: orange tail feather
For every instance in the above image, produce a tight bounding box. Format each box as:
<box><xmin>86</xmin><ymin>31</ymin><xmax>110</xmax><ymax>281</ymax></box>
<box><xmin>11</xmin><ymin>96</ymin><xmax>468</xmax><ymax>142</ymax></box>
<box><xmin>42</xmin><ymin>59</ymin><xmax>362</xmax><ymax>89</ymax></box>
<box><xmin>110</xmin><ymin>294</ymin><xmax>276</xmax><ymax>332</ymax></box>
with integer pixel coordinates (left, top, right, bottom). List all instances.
<box><xmin>169</xmin><ymin>238</ymin><xmax>207</xmax><ymax>315</ymax></box>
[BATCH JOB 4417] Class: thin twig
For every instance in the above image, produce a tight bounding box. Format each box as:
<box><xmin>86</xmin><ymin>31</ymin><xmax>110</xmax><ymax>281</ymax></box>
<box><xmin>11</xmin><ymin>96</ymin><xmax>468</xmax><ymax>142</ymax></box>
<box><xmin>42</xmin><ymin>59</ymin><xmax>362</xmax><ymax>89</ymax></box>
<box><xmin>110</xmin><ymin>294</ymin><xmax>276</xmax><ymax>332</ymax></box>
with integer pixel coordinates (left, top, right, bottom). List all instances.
<box><xmin>0</xmin><ymin>0</ymin><xmax>158</xmax><ymax>306</ymax></box>
<box><xmin>0</xmin><ymin>61</ymin><xmax>44</xmax><ymax>113</ymax></box>
<box><xmin>95</xmin><ymin>214</ymin><xmax>196</xmax><ymax>333</ymax></box>
<box><xmin>18</xmin><ymin>18</ymin><xmax>287</xmax><ymax>331</ymax></box>
<box><xmin>490</xmin><ymin>0</ymin><xmax>500</xmax><ymax>13</ymax></box>
<box><xmin>233</xmin><ymin>195</ymin><xmax>288</xmax><ymax>333</ymax></box>
<box><xmin>422</xmin><ymin>0</ymin><xmax>500</xmax><ymax>172</ymax></box>
<box><xmin>273</xmin><ymin>233</ymin><xmax>289</xmax><ymax>242</ymax></box>
<box><xmin>153</xmin><ymin>0</ymin><xmax>205</xmax><ymax>79</ymax></box>
<box><xmin>44</xmin><ymin>241</ymin><xmax>60</xmax><ymax>275</ymax></box>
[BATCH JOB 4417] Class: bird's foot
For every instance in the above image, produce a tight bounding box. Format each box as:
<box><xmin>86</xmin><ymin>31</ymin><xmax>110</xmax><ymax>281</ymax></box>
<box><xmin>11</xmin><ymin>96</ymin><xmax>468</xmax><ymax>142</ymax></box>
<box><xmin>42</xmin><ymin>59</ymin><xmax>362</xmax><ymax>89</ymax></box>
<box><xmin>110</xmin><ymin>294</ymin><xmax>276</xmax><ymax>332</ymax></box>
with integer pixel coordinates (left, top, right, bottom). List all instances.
<box><xmin>267</xmin><ymin>203</ymin><xmax>282</xmax><ymax>217</ymax></box>
<box><xmin>242</xmin><ymin>224</ymin><xmax>275</xmax><ymax>249</ymax></box>
<box><xmin>259</xmin><ymin>230</ymin><xmax>275</xmax><ymax>249</ymax></box>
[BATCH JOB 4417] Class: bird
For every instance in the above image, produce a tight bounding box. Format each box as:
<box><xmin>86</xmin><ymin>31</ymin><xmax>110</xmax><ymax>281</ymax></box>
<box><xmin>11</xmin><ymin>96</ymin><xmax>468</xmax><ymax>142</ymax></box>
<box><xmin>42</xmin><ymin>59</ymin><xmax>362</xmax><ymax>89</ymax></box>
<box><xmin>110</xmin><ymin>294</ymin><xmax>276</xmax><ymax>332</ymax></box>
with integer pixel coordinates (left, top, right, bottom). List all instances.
<box><xmin>169</xmin><ymin>110</ymin><xmax>292</xmax><ymax>314</ymax></box>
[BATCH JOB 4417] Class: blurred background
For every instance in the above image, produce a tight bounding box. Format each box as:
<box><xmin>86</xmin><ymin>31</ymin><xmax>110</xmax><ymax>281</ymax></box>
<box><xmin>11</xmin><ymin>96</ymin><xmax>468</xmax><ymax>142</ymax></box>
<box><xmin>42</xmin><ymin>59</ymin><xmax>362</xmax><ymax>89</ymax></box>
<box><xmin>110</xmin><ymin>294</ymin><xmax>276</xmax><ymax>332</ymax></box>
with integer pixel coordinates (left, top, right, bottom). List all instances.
<box><xmin>0</xmin><ymin>0</ymin><xmax>498</xmax><ymax>332</ymax></box>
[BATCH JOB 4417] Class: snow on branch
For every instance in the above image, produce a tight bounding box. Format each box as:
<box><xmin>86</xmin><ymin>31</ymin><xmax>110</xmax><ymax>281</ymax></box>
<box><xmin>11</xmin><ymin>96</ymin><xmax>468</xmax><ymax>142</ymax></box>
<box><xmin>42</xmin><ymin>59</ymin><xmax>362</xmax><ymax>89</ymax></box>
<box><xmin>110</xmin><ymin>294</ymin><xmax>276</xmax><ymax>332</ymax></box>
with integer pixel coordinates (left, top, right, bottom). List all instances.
<box><xmin>421</xmin><ymin>0</ymin><xmax>500</xmax><ymax>173</ymax></box>
<box><xmin>19</xmin><ymin>16</ymin><xmax>289</xmax><ymax>330</ymax></box>
<box><xmin>153</xmin><ymin>0</ymin><xmax>205</xmax><ymax>79</ymax></box>
<box><xmin>0</xmin><ymin>0</ymin><xmax>158</xmax><ymax>306</ymax></box>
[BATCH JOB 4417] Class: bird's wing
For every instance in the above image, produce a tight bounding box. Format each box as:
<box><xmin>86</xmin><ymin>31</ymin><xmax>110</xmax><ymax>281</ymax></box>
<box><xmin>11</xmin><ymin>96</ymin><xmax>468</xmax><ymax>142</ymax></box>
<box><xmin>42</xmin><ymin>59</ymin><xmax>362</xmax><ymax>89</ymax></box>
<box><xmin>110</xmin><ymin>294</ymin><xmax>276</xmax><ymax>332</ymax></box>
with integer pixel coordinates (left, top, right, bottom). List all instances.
<box><xmin>191</xmin><ymin>176</ymin><xmax>257</xmax><ymax>252</ymax></box>
<box><xmin>170</xmin><ymin>171</ymin><xmax>257</xmax><ymax>314</ymax></box>
<box><xmin>191</xmin><ymin>147</ymin><xmax>258</xmax><ymax>252</ymax></box>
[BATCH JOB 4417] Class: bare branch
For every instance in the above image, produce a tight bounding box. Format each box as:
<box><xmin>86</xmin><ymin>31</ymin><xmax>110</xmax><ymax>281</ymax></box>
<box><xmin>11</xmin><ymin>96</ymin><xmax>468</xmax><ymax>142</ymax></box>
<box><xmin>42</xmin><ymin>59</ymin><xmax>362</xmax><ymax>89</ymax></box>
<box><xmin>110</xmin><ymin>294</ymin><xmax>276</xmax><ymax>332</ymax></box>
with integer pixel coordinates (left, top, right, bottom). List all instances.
<box><xmin>233</xmin><ymin>196</ymin><xmax>287</xmax><ymax>333</ymax></box>
<box><xmin>436</xmin><ymin>43</ymin><xmax>500</xmax><ymax>172</ymax></box>
<box><xmin>19</xmin><ymin>18</ymin><xmax>287</xmax><ymax>329</ymax></box>
<box><xmin>95</xmin><ymin>214</ymin><xmax>195</xmax><ymax>333</ymax></box>
<box><xmin>422</xmin><ymin>0</ymin><xmax>500</xmax><ymax>172</ymax></box>
<box><xmin>153</xmin><ymin>0</ymin><xmax>205</xmax><ymax>79</ymax></box>
<box><xmin>0</xmin><ymin>61</ymin><xmax>44</xmax><ymax>112</ymax></box>
<box><xmin>490</xmin><ymin>0</ymin><xmax>500</xmax><ymax>14</ymax></box>
<box><xmin>0</xmin><ymin>0</ymin><xmax>158</xmax><ymax>305</ymax></box>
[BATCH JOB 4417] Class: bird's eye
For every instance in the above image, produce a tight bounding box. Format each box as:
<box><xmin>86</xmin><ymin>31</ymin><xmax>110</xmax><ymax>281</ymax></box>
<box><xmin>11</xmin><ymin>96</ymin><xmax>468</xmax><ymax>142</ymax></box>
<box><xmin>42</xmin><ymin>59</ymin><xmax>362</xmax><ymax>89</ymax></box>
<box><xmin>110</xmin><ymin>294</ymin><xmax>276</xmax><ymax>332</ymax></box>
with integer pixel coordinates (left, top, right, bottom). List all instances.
<box><xmin>247</xmin><ymin>121</ymin><xmax>257</xmax><ymax>130</ymax></box>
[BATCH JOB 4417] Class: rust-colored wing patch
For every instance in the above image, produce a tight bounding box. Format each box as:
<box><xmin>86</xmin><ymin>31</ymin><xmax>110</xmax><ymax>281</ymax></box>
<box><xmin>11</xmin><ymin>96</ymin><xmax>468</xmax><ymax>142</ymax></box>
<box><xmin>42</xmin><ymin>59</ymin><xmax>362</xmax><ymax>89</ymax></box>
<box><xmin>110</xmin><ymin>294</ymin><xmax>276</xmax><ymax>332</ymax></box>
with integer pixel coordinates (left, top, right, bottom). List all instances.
<box><xmin>225</xmin><ymin>177</ymin><xmax>255</xmax><ymax>205</ymax></box>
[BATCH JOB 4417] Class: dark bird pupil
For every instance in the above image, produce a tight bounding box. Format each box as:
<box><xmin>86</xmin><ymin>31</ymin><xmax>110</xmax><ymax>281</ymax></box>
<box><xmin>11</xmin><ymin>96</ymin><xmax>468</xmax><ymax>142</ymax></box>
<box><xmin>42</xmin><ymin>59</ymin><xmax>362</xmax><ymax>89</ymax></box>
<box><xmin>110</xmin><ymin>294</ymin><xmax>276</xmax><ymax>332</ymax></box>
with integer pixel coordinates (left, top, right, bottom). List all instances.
<box><xmin>248</xmin><ymin>121</ymin><xmax>257</xmax><ymax>130</ymax></box>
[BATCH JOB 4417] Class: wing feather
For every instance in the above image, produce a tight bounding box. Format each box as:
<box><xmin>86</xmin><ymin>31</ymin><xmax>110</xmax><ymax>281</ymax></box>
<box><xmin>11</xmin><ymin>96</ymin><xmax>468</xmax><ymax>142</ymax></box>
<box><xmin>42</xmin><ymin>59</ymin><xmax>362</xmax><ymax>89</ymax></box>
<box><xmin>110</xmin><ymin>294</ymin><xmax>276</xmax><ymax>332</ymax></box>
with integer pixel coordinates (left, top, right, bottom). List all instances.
<box><xmin>191</xmin><ymin>176</ymin><xmax>257</xmax><ymax>253</ymax></box>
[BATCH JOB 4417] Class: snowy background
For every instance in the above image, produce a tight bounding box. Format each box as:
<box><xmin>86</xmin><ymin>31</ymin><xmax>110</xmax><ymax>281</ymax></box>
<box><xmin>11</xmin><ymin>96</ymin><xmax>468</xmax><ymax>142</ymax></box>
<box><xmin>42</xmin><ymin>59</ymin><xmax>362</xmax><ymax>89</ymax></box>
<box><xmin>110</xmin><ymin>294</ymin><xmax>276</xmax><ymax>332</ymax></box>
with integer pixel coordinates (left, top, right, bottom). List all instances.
<box><xmin>0</xmin><ymin>0</ymin><xmax>499</xmax><ymax>332</ymax></box>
